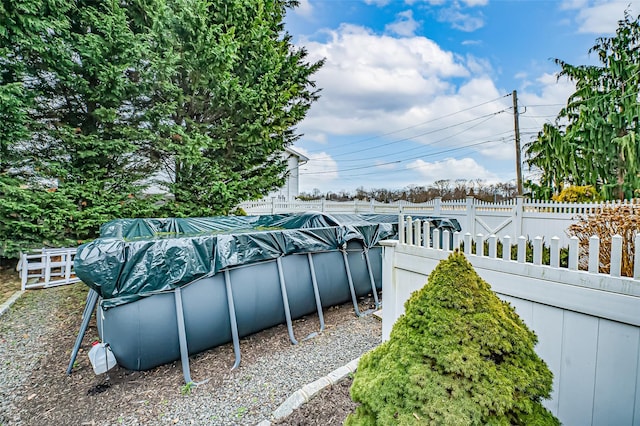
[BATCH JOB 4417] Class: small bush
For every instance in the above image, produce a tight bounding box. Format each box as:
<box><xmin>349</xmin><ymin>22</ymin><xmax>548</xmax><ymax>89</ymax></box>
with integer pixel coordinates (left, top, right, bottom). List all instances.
<box><xmin>347</xmin><ymin>252</ymin><xmax>558</xmax><ymax>425</ymax></box>
<box><xmin>567</xmin><ymin>203</ymin><xmax>640</xmax><ymax>276</ymax></box>
<box><xmin>552</xmin><ymin>185</ymin><xmax>601</xmax><ymax>202</ymax></box>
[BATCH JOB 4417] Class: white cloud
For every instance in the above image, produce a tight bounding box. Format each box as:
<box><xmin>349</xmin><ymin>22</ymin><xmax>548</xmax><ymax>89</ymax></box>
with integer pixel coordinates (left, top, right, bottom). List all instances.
<box><xmin>293</xmin><ymin>0</ymin><xmax>314</xmax><ymax>18</ymax></box>
<box><xmin>385</xmin><ymin>10</ymin><xmax>421</xmax><ymax>37</ymax></box>
<box><xmin>460</xmin><ymin>0</ymin><xmax>488</xmax><ymax>6</ymax></box>
<box><xmin>294</xmin><ymin>147</ymin><xmax>340</xmax><ymax>192</ymax></box>
<box><xmin>364</xmin><ymin>0</ymin><xmax>391</xmax><ymax>6</ymax></box>
<box><xmin>301</xmin><ymin>24</ymin><xmax>470</xmax><ymax>132</ymax></box>
<box><xmin>439</xmin><ymin>8</ymin><xmax>484</xmax><ymax>32</ymax></box>
<box><xmin>461</xmin><ymin>39</ymin><xmax>482</xmax><ymax>46</ymax></box>
<box><xmin>407</xmin><ymin>157</ymin><xmax>499</xmax><ymax>182</ymax></box>
<box><xmin>563</xmin><ymin>1</ymin><xmax>640</xmax><ymax>34</ymax></box>
<box><xmin>560</xmin><ymin>0</ymin><xmax>589</xmax><ymax>10</ymax></box>
<box><xmin>294</xmin><ymin>22</ymin><xmax>574</xmax><ymax>193</ymax></box>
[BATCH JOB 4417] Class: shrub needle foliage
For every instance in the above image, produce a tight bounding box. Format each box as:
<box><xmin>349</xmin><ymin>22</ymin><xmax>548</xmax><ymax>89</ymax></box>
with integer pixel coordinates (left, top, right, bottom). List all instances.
<box><xmin>347</xmin><ymin>252</ymin><xmax>559</xmax><ymax>425</ymax></box>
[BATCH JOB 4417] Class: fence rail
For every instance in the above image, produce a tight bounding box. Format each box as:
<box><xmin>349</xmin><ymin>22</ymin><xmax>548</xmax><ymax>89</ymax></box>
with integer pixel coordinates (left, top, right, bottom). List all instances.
<box><xmin>17</xmin><ymin>247</ymin><xmax>80</xmax><ymax>291</ymax></box>
<box><xmin>239</xmin><ymin>197</ymin><xmax>640</xmax><ymax>246</ymax></box>
<box><xmin>398</xmin><ymin>213</ymin><xmax>640</xmax><ymax>279</ymax></box>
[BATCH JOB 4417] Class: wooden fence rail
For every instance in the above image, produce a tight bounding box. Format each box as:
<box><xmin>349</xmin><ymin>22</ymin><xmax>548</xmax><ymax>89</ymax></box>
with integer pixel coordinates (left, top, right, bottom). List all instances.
<box><xmin>17</xmin><ymin>247</ymin><xmax>80</xmax><ymax>291</ymax></box>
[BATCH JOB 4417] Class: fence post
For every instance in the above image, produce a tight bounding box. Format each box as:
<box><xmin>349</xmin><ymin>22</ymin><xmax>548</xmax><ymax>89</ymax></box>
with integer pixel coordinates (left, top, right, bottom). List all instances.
<box><xmin>443</xmin><ymin>230</ymin><xmax>450</xmax><ymax>251</ymax></box>
<box><xmin>321</xmin><ymin>198</ymin><xmax>326</xmax><ymax>212</ymax></box>
<box><xmin>434</xmin><ymin>197</ymin><xmax>442</xmax><ymax>216</ymax></box>
<box><xmin>588</xmin><ymin>235</ymin><xmax>600</xmax><ymax>273</ymax></box>
<box><xmin>398</xmin><ymin>214</ymin><xmax>405</xmax><ymax>245</ymax></box>
<box><xmin>406</xmin><ymin>216</ymin><xmax>413</xmax><ymax>245</ymax></box>
<box><xmin>635</xmin><ymin>233</ymin><xmax>640</xmax><ymax>280</ymax></box>
<box><xmin>20</xmin><ymin>252</ymin><xmax>27</xmax><ymax>291</ymax></box>
<box><xmin>381</xmin><ymin>241</ymin><xmax>397</xmax><ymax>341</ymax></box>
<box><xmin>415</xmin><ymin>220</ymin><xmax>422</xmax><ymax>247</ymax></box>
<box><xmin>271</xmin><ymin>197</ymin><xmax>276</xmax><ymax>215</ymax></box>
<box><xmin>514</xmin><ymin>196</ymin><xmax>524</xmax><ymax>239</ymax></box>
<box><xmin>465</xmin><ymin>196</ymin><xmax>475</xmax><ymax>236</ymax></box>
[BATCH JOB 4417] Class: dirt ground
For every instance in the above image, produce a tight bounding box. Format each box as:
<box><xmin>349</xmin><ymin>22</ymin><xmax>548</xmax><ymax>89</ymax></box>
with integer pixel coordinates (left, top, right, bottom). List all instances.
<box><xmin>274</xmin><ymin>376</ymin><xmax>357</xmax><ymax>425</ymax></box>
<box><xmin>0</xmin><ymin>266</ymin><xmax>20</xmax><ymax>304</ymax></box>
<box><xmin>0</xmin><ymin>273</ymin><xmax>370</xmax><ymax>426</ymax></box>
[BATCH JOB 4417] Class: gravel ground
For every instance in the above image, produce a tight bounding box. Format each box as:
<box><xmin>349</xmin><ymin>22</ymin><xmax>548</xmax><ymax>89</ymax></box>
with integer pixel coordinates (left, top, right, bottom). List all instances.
<box><xmin>0</xmin><ymin>284</ymin><xmax>381</xmax><ymax>425</ymax></box>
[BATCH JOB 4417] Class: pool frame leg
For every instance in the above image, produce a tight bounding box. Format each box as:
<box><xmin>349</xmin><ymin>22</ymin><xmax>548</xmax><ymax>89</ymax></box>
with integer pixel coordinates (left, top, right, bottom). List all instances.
<box><xmin>66</xmin><ymin>289</ymin><xmax>99</xmax><ymax>375</ymax></box>
<box><xmin>307</xmin><ymin>253</ymin><xmax>325</xmax><ymax>332</ymax></box>
<box><xmin>224</xmin><ymin>270</ymin><xmax>242</xmax><ymax>370</ymax></box>
<box><xmin>342</xmin><ymin>248</ymin><xmax>362</xmax><ymax>317</ymax></box>
<box><xmin>363</xmin><ymin>249</ymin><xmax>381</xmax><ymax>309</ymax></box>
<box><xmin>174</xmin><ymin>287</ymin><xmax>193</xmax><ymax>384</ymax></box>
<box><xmin>276</xmin><ymin>257</ymin><xmax>298</xmax><ymax>345</ymax></box>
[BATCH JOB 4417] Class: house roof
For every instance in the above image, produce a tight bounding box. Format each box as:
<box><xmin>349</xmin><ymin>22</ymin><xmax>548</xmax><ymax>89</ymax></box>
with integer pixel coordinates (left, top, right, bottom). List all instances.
<box><xmin>285</xmin><ymin>147</ymin><xmax>309</xmax><ymax>164</ymax></box>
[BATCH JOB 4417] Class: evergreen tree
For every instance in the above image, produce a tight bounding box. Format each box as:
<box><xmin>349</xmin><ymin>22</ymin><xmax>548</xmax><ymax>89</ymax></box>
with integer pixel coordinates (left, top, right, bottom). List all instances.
<box><xmin>526</xmin><ymin>11</ymin><xmax>640</xmax><ymax>200</ymax></box>
<box><xmin>0</xmin><ymin>0</ymin><xmax>322</xmax><ymax>256</ymax></box>
<box><xmin>347</xmin><ymin>252</ymin><xmax>559</xmax><ymax>425</ymax></box>
<box><xmin>149</xmin><ymin>0</ymin><xmax>323</xmax><ymax>216</ymax></box>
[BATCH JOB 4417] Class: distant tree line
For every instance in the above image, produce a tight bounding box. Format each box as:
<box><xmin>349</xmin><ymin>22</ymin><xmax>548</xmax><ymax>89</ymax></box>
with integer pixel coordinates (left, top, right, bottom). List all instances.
<box><xmin>298</xmin><ymin>179</ymin><xmax>518</xmax><ymax>203</ymax></box>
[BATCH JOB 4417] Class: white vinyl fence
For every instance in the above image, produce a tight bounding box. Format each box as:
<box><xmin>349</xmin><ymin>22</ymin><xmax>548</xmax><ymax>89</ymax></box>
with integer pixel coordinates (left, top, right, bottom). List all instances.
<box><xmin>239</xmin><ymin>197</ymin><xmax>639</xmax><ymax>246</ymax></box>
<box><xmin>380</xmin><ymin>215</ymin><xmax>640</xmax><ymax>426</ymax></box>
<box><xmin>17</xmin><ymin>247</ymin><xmax>80</xmax><ymax>290</ymax></box>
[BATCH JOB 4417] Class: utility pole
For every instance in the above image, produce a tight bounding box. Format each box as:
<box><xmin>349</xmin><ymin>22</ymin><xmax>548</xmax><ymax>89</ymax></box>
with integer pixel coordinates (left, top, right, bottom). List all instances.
<box><xmin>512</xmin><ymin>89</ymin><xmax>523</xmax><ymax>196</ymax></box>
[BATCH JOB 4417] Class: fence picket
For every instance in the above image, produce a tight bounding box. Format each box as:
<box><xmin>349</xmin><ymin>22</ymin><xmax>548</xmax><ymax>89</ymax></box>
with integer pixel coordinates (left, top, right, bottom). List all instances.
<box><xmin>610</xmin><ymin>235</ymin><xmax>622</xmax><ymax>277</ymax></box>
<box><xmin>503</xmin><ymin>236</ymin><xmax>511</xmax><ymax>261</ymax></box>
<box><xmin>550</xmin><ymin>236</ymin><xmax>560</xmax><ymax>268</ymax></box>
<box><xmin>635</xmin><ymin>234</ymin><xmax>640</xmax><ymax>280</ymax></box>
<box><xmin>589</xmin><ymin>236</ymin><xmax>600</xmax><ymax>274</ymax></box>
<box><xmin>533</xmin><ymin>236</ymin><xmax>543</xmax><ymax>265</ymax></box>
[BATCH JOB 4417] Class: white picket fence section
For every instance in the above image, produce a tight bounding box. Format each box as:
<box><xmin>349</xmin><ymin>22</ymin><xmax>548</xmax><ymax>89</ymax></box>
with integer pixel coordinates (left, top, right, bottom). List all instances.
<box><xmin>17</xmin><ymin>247</ymin><xmax>80</xmax><ymax>291</ymax></box>
<box><xmin>239</xmin><ymin>196</ymin><xmax>640</xmax><ymax>246</ymax></box>
<box><xmin>380</xmin><ymin>215</ymin><xmax>640</xmax><ymax>425</ymax></box>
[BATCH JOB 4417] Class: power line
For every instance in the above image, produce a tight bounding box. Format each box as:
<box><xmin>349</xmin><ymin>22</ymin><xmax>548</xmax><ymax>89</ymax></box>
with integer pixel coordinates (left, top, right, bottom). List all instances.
<box><xmin>304</xmin><ymin>93</ymin><xmax>512</xmax><ymax>155</ymax></box>
<box><xmin>313</xmin><ymin>109</ymin><xmax>507</xmax><ymax>162</ymax></box>
<box><xmin>327</xmin><ymin>140</ymin><xmax>500</xmax><ymax>180</ymax></box>
<box><xmin>300</xmin><ymin>137</ymin><xmax>502</xmax><ymax>176</ymax></box>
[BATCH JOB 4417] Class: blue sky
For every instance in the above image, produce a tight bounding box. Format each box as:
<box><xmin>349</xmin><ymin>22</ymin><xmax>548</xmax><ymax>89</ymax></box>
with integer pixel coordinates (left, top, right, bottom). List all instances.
<box><xmin>283</xmin><ymin>0</ymin><xmax>638</xmax><ymax>194</ymax></box>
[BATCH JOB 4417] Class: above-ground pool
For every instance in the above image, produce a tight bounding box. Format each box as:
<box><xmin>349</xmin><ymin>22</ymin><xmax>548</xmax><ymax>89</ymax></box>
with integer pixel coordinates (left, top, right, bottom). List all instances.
<box><xmin>68</xmin><ymin>212</ymin><xmax>460</xmax><ymax>382</ymax></box>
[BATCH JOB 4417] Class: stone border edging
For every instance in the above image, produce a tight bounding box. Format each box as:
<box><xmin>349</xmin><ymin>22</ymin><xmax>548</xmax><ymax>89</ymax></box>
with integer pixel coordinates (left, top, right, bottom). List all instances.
<box><xmin>256</xmin><ymin>356</ymin><xmax>361</xmax><ymax>426</ymax></box>
<box><xmin>0</xmin><ymin>290</ymin><xmax>25</xmax><ymax>318</ymax></box>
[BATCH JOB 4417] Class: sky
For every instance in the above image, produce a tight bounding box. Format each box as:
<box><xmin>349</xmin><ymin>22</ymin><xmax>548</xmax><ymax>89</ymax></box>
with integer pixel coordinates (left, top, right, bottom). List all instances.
<box><xmin>282</xmin><ymin>0</ymin><xmax>639</xmax><ymax>195</ymax></box>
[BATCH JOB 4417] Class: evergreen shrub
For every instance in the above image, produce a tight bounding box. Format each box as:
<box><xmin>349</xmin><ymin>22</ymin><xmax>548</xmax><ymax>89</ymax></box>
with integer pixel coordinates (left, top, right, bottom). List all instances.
<box><xmin>346</xmin><ymin>252</ymin><xmax>559</xmax><ymax>425</ymax></box>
